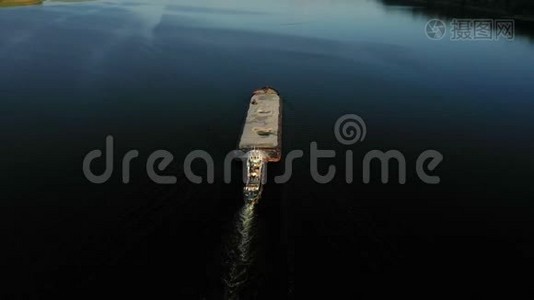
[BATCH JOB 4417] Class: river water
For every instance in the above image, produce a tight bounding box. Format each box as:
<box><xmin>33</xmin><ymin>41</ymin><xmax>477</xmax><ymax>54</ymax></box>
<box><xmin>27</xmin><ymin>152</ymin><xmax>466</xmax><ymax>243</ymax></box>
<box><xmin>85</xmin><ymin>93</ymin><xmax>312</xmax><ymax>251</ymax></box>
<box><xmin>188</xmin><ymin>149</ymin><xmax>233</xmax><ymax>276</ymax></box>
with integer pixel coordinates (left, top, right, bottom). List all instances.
<box><xmin>1</xmin><ymin>0</ymin><xmax>533</xmax><ymax>298</ymax></box>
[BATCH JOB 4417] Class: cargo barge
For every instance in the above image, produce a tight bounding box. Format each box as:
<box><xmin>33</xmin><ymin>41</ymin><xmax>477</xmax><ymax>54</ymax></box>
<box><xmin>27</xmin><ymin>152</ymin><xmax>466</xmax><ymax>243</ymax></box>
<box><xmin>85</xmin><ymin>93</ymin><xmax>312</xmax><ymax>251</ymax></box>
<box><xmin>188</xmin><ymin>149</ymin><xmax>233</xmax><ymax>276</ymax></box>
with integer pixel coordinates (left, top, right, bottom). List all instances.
<box><xmin>239</xmin><ymin>87</ymin><xmax>282</xmax><ymax>203</ymax></box>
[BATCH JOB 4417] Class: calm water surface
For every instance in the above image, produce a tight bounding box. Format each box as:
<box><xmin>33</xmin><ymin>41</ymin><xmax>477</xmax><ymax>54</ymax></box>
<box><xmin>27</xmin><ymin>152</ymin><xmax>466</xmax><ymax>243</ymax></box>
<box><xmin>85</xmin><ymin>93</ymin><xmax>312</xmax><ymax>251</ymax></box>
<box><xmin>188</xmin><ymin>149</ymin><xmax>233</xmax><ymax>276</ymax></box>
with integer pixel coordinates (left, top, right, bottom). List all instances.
<box><xmin>1</xmin><ymin>0</ymin><xmax>533</xmax><ymax>298</ymax></box>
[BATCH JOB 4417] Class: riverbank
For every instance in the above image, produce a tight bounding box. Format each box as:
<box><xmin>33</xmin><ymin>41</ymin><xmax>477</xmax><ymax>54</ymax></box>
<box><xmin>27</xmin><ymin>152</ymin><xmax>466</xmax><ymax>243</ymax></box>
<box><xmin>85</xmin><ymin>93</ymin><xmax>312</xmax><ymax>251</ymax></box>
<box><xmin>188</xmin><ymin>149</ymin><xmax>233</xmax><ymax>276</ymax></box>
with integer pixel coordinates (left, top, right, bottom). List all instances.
<box><xmin>381</xmin><ymin>0</ymin><xmax>534</xmax><ymax>22</ymax></box>
<box><xmin>0</xmin><ymin>0</ymin><xmax>42</xmax><ymax>7</ymax></box>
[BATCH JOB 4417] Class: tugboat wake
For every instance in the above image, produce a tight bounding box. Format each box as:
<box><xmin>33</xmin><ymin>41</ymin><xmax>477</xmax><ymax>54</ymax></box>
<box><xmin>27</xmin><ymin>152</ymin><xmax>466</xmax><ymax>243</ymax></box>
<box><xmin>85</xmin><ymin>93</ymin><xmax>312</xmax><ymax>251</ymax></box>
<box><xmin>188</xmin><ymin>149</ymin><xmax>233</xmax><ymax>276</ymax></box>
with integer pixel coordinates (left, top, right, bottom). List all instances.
<box><xmin>224</xmin><ymin>202</ymin><xmax>258</xmax><ymax>298</ymax></box>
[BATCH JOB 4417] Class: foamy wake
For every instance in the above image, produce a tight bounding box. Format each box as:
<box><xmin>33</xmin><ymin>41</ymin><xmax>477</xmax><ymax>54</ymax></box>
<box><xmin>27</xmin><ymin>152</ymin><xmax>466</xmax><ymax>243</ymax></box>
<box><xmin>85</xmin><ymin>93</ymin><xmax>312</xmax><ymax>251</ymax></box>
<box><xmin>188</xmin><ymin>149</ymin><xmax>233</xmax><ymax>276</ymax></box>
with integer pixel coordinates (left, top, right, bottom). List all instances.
<box><xmin>224</xmin><ymin>202</ymin><xmax>257</xmax><ymax>299</ymax></box>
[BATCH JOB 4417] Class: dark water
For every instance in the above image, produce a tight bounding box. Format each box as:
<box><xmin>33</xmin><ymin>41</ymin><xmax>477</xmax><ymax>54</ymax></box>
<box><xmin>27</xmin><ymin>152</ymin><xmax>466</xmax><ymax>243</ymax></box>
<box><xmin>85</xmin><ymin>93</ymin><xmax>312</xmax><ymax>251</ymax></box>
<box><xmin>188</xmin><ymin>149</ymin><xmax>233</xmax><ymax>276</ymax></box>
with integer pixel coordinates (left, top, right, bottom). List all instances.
<box><xmin>1</xmin><ymin>0</ymin><xmax>534</xmax><ymax>298</ymax></box>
